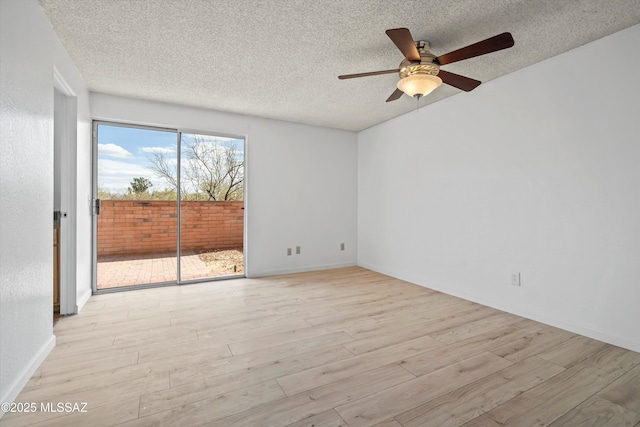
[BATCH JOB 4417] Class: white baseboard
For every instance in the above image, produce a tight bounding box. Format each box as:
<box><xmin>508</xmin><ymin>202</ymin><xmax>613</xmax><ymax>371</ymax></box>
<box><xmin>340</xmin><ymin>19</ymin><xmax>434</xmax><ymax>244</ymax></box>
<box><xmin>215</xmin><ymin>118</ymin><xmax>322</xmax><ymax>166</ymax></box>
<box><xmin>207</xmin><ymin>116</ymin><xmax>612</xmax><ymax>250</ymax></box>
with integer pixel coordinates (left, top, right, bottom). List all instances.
<box><xmin>357</xmin><ymin>262</ymin><xmax>640</xmax><ymax>353</ymax></box>
<box><xmin>76</xmin><ymin>286</ymin><xmax>92</xmax><ymax>313</ymax></box>
<box><xmin>0</xmin><ymin>335</ymin><xmax>56</xmax><ymax>418</ymax></box>
<box><xmin>481</xmin><ymin>301</ymin><xmax>640</xmax><ymax>354</ymax></box>
<box><xmin>247</xmin><ymin>262</ymin><xmax>357</xmax><ymax>278</ymax></box>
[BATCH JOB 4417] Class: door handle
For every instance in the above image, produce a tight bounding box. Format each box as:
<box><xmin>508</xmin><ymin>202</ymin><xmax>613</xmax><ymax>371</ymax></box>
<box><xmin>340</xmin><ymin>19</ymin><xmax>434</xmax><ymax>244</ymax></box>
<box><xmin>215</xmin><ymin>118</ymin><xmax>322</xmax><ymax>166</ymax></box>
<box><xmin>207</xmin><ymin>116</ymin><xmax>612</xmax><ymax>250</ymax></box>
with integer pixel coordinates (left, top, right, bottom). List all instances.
<box><xmin>93</xmin><ymin>198</ymin><xmax>101</xmax><ymax>215</ymax></box>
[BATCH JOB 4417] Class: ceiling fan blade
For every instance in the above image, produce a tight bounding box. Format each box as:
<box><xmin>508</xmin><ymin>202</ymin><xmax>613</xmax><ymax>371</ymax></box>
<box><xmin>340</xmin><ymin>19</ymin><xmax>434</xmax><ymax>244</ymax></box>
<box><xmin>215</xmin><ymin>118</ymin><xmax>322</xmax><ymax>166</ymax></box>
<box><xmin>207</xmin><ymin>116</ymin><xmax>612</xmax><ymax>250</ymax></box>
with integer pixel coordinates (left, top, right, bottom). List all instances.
<box><xmin>338</xmin><ymin>69</ymin><xmax>400</xmax><ymax>79</ymax></box>
<box><xmin>386</xmin><ymin>88</ymin><xmax>404</xmax><ymax>102</ymax></box>
<box><xmin>386</xmin><ymin>28</ymin><xmax>420</xmax><ymax>61</ymax></box>
<box><xmin>438</xmin><ymin>70</ymin><xmax>481</xmax><ymax>92</ymax></box>
<box><xmin>436</xmin><ymin>32</ymin><xmax>514</xmax><ymax>66</ymax></box>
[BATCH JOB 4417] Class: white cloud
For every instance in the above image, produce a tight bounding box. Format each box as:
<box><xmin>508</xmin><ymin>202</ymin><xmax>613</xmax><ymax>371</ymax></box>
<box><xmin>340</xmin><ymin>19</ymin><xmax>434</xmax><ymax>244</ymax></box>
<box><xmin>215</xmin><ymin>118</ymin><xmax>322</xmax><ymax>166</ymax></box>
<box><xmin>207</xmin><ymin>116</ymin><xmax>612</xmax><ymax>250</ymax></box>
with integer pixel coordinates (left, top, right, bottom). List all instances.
<box><xmin>98</xmin><ymin>143</ymin><xmax>133</xmax><ymax>158</ymax></box>
<box><xmin>140</xmin><ymin>146</ymin><xmax>175</xmax><ymax>154</ymax></box>
<box><xmin>97</xmin><ymin>159</ymin><xmax>170</xmax><ymax>192</ymax></box>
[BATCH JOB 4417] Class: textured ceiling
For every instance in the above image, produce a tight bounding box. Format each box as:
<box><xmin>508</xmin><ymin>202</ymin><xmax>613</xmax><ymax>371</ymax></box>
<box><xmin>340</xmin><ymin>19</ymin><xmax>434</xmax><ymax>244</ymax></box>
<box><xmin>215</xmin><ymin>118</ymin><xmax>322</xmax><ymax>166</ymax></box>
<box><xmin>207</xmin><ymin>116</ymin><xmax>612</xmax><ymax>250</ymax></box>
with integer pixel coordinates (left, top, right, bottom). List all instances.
<box><xmin>40</xmin><ymin>0</ymin><xmax>640</xmax><ymax>131</ymax></box>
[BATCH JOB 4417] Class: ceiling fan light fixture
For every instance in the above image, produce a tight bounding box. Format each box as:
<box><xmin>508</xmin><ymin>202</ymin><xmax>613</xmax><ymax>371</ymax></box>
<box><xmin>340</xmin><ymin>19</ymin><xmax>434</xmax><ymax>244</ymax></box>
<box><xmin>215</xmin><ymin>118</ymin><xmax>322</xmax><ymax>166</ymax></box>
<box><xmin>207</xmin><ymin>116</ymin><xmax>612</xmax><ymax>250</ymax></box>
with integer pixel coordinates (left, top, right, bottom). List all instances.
<box><xmin>396</xmin><ymin>73</ymin><xmax>442</xmax><ymax>98</ymax></box>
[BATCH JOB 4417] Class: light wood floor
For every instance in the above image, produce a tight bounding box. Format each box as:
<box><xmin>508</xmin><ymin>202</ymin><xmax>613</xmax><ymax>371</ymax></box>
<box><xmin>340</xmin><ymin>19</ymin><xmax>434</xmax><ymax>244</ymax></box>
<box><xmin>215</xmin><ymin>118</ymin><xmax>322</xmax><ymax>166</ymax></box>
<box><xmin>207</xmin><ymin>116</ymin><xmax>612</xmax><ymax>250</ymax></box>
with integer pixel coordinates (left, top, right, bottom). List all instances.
<box><xmin>3</xmin><ymin>267</ymin><xmax>640</xmax><ymax>426</ymax></box>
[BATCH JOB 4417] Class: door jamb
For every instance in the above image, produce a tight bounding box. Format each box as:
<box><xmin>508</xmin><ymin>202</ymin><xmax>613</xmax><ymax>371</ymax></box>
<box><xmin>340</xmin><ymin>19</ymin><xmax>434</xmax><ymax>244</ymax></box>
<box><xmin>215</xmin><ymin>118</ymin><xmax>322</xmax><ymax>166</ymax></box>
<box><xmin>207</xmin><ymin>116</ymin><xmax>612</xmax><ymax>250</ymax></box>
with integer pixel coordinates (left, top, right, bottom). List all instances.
<box><xmin>53</xmin><ymin>67</ymin><xmax>78</xmax><ymax>315</ymax></box>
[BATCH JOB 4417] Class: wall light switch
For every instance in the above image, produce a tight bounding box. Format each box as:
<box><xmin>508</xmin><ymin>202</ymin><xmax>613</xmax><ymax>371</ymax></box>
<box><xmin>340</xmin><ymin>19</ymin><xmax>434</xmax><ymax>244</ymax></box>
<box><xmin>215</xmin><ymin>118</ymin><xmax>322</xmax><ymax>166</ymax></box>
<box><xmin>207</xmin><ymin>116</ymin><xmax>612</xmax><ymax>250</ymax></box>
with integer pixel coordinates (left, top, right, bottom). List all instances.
<box><xmin>340</xmin><ymin>243</ymin><xmax>345</xmax><ymax>251</ymax></box>
<box><xmin>296</xmin><ymin>246</ymin><xmax>301</xmax><ymax>255</ymax></box>
<box><xmin>287</xmin><ymin>248</ymin><xmax>292</xmax><ymax>256</ymax></box>
<box><xmin>511</xmin><ymin>272</ymin><xmax>521</xmax><ymax>286</ymax></box>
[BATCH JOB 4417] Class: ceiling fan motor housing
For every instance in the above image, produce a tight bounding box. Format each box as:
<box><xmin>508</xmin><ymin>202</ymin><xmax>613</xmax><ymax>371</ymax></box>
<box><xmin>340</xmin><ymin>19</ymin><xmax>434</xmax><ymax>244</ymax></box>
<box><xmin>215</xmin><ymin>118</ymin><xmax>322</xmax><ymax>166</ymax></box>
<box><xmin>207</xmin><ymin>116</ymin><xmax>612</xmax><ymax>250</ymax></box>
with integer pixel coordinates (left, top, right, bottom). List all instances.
<box><xmin>398</xmin><ymin>41</ymin><xmax>440</xmax><ymax>78</ymax></box>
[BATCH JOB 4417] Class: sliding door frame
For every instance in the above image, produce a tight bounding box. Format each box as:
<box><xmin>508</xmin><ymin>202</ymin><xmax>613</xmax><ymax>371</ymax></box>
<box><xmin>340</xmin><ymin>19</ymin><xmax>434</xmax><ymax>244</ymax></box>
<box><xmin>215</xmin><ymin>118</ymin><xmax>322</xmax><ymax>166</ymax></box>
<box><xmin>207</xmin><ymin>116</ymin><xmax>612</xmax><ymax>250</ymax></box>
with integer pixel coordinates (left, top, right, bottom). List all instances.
<box><xmin>91</xmin><ymin>120</ymin><xmax>246</xmax><ymax>293</ymax></box>
<box><xmin>177</xmin><ymin>128</ymin><xmax>247</xmax><ymax>285</ymax></box>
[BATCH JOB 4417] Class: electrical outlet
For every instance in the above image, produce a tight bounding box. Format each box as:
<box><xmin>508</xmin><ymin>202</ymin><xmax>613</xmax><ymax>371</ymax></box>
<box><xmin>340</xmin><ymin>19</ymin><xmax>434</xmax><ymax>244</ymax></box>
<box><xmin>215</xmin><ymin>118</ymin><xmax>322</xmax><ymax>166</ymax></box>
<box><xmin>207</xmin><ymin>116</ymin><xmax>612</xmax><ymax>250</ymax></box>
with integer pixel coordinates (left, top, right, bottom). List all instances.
<box><xmin>296</xmin><ymin>246</ymin><xmax>301</xmax><ymax>255</ymax></box>
<box><xmin>287</xmin><ymin>248</ymin><xmax>292</xmax><ymax>256</ymax></box>
<box><xmin>511</xmin><ymin>272</ymin><xmax>521</xmax><ymax>286</ymax></box>
<box><xmin>340</xmin><ymin>243</ymin><xmax>345</xmax><ymax>251</ymax></box>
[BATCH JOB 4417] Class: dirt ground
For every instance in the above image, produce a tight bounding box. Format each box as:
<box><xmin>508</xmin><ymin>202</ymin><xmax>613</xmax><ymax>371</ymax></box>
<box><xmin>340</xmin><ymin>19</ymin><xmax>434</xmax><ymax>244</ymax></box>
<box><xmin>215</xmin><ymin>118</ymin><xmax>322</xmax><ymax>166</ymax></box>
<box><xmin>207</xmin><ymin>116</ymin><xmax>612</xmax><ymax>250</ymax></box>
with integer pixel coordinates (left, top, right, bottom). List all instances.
<box><xmin>198</xmin><ymin>248</ymin><xmax>244</xmax><ymax>275</ymax></box>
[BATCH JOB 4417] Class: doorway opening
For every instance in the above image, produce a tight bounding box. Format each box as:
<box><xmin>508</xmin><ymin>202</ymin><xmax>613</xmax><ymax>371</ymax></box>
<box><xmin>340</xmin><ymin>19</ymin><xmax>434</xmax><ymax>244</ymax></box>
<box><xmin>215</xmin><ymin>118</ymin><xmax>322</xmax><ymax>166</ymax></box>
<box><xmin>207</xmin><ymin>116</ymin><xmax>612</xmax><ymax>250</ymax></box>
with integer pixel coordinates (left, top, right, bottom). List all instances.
<box><xmin>53</xmin><ymin>70</ymin><xmax>79</xmax><ymax>315</ymax></box>
<box><xmin>92</xmin><ymin>122</ymin><xmax>245</xmax><ymax>291</ymax></box>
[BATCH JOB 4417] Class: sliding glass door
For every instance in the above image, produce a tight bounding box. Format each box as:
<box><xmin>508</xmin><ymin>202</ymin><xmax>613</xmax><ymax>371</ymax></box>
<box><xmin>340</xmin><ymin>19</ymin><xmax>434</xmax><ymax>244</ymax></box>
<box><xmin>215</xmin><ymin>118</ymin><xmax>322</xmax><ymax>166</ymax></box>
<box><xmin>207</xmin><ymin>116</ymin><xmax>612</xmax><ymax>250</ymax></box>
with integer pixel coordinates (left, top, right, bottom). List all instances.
<box><xmin>93</xmin><ymin>122</ymin><xmax>244</xmax><ymax>291</ymax></box>
<box><xmin>179</xmin><ymin>133</ymin><xmax>245</xmax><ymax>281</ymax></box>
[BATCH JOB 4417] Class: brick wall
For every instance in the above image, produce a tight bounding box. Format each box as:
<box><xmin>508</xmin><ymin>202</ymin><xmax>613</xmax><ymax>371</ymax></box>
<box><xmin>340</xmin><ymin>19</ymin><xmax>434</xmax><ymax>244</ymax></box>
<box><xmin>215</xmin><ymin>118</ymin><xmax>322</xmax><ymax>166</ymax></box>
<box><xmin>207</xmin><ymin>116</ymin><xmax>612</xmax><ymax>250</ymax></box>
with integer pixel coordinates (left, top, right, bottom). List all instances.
<box><xmin>97</xmin><ymin>200</ymin><xmax>243</xmax><ymax>257</ymax></box>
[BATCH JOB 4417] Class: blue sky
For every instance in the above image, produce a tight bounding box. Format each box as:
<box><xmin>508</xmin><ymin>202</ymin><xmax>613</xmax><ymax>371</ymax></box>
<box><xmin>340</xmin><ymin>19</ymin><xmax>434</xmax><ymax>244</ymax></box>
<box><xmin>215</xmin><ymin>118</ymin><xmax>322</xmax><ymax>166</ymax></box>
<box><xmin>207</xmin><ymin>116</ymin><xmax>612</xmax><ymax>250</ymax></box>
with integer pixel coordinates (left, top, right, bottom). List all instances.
<box><xmin>97</xmin><ymin>124</ymin><xmax>176</xmax><ymax>192</ymax></box>
<box><xmin>97</xmin><ymin>124</ymin><xmax>243</xmax><ymax>193</ymax></box>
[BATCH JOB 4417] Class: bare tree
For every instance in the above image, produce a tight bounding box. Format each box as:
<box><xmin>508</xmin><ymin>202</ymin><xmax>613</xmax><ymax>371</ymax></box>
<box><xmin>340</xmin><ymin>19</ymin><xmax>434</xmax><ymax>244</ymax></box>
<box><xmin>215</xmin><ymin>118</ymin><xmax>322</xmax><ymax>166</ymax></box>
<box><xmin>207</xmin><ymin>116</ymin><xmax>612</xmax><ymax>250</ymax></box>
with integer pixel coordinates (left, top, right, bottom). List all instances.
<box><xmin>148</xmin><ymin>151</ymin><xmax>184</xmax><ymax>194</ymax></box>
<box><xmin>148</xmin><ymin>136</ymin><xmax>244</xmax><ymax>201</ymax></box>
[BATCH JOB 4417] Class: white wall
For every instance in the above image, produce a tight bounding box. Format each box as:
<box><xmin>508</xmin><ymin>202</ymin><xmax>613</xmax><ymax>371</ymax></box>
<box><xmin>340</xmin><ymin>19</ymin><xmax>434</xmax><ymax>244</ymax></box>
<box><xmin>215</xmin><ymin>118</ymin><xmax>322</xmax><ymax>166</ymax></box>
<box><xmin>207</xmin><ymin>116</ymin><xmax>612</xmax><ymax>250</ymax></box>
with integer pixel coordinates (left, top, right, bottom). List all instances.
<box><xmin>91</xmin><ymin>94</ymin><xmax>358</xmax><ymax>277</ymax></box>
<box><xmin>358</xmin><ymin>24</ymin><xmax>640</xmax><ymax>352</ymax></box>
<box><xmin>0</xmin><ymin>0</ymin><xmax>91</xmax><ymax>408</ymax></box>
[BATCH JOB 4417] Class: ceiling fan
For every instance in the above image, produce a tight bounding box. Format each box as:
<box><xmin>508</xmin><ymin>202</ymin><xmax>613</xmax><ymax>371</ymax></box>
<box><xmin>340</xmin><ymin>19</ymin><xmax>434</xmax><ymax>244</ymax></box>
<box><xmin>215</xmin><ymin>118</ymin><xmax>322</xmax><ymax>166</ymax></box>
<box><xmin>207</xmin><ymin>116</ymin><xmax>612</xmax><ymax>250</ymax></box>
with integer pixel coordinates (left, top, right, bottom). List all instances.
<box><xmin>338</xmin><ymin>28</ymin><xmax>514</xmax><ymax>102</ymax></box>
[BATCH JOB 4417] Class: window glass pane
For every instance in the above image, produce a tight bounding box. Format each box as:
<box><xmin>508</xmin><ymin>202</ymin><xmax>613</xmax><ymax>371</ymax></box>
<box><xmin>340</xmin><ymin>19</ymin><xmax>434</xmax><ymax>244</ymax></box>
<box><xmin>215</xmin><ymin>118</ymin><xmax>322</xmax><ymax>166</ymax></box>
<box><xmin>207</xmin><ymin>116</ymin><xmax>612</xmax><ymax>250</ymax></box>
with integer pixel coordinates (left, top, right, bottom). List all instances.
<box><xmin>96</xmin><ymin>123</ymin><xmax>178</xmax><ymax>289</ymax></box>
<box><xmin>179</xmin><ymin>133</ymin><xmax>244</xmax><ymax>281</ymax></box>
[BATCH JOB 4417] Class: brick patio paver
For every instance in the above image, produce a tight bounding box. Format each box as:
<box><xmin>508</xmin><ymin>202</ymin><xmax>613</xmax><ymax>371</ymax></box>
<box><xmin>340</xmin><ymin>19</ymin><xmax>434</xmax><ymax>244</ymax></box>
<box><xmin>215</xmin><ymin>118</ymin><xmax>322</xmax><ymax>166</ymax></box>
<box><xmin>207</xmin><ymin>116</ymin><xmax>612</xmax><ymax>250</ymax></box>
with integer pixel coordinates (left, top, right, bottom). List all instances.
<box><xmin>97</xmin><ymin>251</ymin><xmax>227</xmax><ymax>289</ymax></box>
